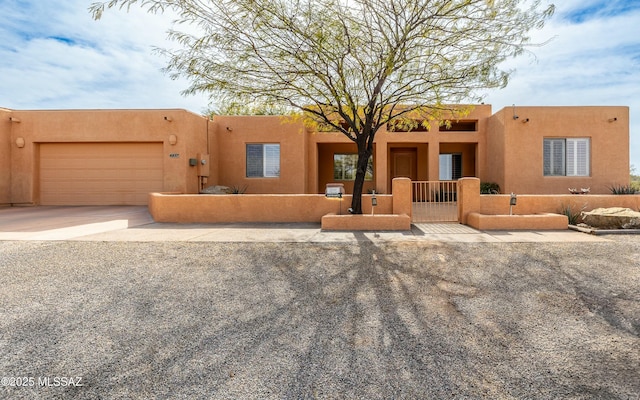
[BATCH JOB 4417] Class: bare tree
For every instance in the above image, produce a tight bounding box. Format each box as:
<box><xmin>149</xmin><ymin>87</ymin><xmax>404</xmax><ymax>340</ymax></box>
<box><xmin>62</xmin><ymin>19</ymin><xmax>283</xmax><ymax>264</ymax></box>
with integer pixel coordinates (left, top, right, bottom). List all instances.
<box><xmin>91</xmin><ymin>0</ymin><xmax>554</xmax><ymax>213</ymax></box>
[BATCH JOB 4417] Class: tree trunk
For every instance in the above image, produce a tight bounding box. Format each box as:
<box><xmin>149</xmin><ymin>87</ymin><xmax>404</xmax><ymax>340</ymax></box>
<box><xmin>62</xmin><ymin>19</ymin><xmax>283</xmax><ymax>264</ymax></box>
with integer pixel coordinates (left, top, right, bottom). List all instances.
<box><xmin>349</xmin><ymin>142</ymin><xmax>372</xmax><ymax>214</ymax></box>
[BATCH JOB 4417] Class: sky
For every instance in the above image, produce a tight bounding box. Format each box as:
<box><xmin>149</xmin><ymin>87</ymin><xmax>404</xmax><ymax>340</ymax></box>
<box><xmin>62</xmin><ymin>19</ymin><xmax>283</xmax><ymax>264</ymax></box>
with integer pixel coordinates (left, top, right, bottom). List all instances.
<box><xmin>0</xmin><ymin>0</ymin><xmax>638</xmax><ymax>169</ymax></box>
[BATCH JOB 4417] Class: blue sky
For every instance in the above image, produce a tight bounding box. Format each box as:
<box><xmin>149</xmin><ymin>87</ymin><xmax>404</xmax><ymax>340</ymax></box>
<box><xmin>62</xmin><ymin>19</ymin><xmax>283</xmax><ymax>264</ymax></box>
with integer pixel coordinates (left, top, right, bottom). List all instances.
<box><xmin>0</xmin><ymin>0</ymin><xmax>638</xmax><ymax>169</ymax></box>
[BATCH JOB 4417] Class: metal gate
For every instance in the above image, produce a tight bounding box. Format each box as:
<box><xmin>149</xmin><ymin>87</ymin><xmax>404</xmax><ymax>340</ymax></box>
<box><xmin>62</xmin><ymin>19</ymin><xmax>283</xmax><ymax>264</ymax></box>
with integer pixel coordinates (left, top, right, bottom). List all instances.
<box><xmin>412</xmin><ymin>181</ymin><xmax>458</xmax><ymax>222</ymax></box>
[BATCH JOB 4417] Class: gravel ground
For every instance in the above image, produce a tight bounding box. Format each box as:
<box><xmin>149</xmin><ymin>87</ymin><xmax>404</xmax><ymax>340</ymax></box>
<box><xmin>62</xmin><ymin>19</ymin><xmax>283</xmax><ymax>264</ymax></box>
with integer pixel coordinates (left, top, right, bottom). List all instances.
<box><xmin>1</xmin><ymin>236</ymin><xmax>639</xmax><ymax>399</ymax></box>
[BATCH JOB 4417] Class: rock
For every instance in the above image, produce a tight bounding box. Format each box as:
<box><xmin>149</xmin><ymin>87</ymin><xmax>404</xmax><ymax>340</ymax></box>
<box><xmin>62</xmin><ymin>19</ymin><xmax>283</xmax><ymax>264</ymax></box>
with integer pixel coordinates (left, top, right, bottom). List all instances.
<box><xmin>200</xmin><ymin>185</ymin><xmax>231</xmax><ymax>194</ymax></box>
<box><xmin>581</xmin><ymin>207</ymin><xmax>640</xmax><ymax>229</ymax></box>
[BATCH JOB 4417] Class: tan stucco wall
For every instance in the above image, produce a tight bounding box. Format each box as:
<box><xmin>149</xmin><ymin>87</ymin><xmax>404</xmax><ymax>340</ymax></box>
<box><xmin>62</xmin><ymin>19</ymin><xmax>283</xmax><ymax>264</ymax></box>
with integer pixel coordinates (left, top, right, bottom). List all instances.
<box><xmin>489</xmin><ymin>106</ymin><xmax>629</xmax><ymax>194</ymax></box>
<box><xmin>484</xmin><ymin>110</ymin><xmax>506</xmax><ymax>190</ymax></box>
<box><xmin>4</xmin><ymin>109</ymin><xmax>207</xmax><ymax>205</ymax></box>
<box><xmin>0</xmin><ymin>108</ymin><xmax>12</xmax><ymax>206</ymax></box>
<box><xmin>459</xmin><ymin>178</ymin><xmax>640</xmax><ymax>228</ymax></box>
<box><xmin>148</xmin><ymin>178</ymin><xmax>408</xmax><ymax>225</ymax></box>
<box><xmin>467</xmin><ymin>212</ymin><xmax>568</xmax><ymax>230</ymax></box>
<box><xmin>211</xmin><ymin>116</ymin><xmax>307</xmax><ymax>194</ymax></box>
<box><xmin>149</xmin><ymin>192</ymin><xmax>393</xmax><ymax>223</ymax></box>
<box><xmin>478</xmin><ymin>194</ymin><xmax>640</xmax><ymax>216</ymax></box>
<box><xmin>2</xmin><ymin>104</ymin><xmax>630</xmax><ymax>206</ymax></box>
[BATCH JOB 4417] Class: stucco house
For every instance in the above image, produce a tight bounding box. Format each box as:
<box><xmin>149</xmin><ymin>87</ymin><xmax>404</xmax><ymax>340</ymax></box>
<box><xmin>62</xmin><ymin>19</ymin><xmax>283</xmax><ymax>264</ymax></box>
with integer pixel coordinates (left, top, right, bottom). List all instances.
<box><xmin>0</xmin><ymin>104</ymin><xmax>629</xmax><ymax>206</ymax></box>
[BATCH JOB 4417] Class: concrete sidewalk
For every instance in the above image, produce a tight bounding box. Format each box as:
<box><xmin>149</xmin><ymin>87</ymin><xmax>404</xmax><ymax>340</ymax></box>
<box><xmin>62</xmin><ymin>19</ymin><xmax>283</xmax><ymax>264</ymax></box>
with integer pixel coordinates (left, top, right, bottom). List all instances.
<box><xmin>0</xmin><ymin>205</ymin><xmax>608</xmax><ymax>243</ymax></box>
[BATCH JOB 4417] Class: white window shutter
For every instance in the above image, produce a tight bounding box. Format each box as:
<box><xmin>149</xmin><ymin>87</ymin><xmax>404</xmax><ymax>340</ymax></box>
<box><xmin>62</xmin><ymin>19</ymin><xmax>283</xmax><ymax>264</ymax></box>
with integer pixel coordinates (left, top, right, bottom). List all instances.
<box><xmin>575</xmin><ymin>139</ymin><xmax>589</xmax><ymax>176</ymax></box>
<box><xmin>264</xmin><ymin>144</ymin><xmax>280</xmax><ymax>177</ymax></box>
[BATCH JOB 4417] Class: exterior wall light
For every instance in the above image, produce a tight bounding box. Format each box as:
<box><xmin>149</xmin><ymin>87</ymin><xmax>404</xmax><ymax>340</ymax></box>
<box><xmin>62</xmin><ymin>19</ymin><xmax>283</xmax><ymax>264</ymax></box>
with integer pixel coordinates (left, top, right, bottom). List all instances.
<box><xmin>371</xmin><ymin>190</ymin><xmax>377</xmax><ymax>215</ymax></box>
<box><xmin>509</xmin><ymin>193</ymin><xmax>517</xmax><ymax>215</ymax></box>
<box><xmin>169</xmin><ymin>134</ymin><xmax>178</xmax><ymax>145</ymax></box>
<box><xmin>15</xmin><ymin>137</ymin><xmax>25</xmax><ymax>148</ymax></box>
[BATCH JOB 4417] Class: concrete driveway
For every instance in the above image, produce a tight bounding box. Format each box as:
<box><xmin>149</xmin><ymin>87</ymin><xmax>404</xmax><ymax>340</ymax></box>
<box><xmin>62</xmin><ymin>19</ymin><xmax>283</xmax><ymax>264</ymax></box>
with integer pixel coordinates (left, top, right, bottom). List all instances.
<box><xmin>0</xmin><ymin>206</ymin><xmax>608</xmax><ymax>243</ymax></box>
<box><xmin>0</xmin><ymin>236</ymin><xmax>638</xmax><ymax>399</ymax></box>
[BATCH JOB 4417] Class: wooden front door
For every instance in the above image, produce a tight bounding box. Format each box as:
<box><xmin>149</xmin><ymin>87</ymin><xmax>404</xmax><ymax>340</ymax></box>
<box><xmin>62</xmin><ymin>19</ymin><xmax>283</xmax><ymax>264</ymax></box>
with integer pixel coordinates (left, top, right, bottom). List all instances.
<box><xmin>390</xmin><ymin>148</ymin><xmax>417</xmax><ymax>188</ymax></box>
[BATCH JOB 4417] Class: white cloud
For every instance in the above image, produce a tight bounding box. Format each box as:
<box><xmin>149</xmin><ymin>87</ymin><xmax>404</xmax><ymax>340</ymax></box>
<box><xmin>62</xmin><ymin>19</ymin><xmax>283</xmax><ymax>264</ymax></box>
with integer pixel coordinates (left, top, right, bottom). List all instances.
<box><xmin>0</xmin><ymin>0</ymin><xmax>210</xmax><ymax>112</ymax></box>
<box><xmin>484</xmin><ymin>1</ymin><xmax>640</xmax><ymax>169</ymax></box>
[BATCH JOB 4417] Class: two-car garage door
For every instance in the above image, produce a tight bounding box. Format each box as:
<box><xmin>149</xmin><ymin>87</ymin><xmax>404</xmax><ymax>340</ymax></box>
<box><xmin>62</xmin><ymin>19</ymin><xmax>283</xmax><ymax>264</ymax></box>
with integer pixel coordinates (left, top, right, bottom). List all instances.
<box><xmin>40</xmin><ymin>143</ymin><xmax>164</xmax><ymax>205</ymax></box>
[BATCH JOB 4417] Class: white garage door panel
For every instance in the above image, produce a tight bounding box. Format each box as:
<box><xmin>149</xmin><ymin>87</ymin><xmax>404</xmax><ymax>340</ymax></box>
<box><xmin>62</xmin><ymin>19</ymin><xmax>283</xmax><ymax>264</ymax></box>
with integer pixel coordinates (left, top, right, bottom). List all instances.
<box><xmin>40</xmin><ymin>143</ymin><xmax>164</xmax><ymax>205</ymax></box>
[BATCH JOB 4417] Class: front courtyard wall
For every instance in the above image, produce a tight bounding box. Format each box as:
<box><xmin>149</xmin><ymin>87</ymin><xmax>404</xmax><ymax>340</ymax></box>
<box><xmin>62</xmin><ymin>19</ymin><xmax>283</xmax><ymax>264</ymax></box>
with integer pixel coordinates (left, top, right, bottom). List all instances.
<box><xmin>459</xmin><ymin>177</ymin><xmax>640</xmax><ymax>227</ymax></box>
<box><xmin>149</xmin><ymin>193</ymin><xmax>393</xmax><ymax>223</ymax></box>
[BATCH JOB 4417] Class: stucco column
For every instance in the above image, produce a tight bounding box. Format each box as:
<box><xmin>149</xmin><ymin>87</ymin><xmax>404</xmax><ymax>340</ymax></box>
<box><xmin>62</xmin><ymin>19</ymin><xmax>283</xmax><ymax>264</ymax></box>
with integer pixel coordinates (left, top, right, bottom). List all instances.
<box><xmin>392</xmin><ymin>177</ymin><xmax>412</xmax><ymax>218</ymax></box>
<box><xmin>428</xmin><ymin>142</ymin><xmax>440</xmax><ymax>181</ymax></box>
<box><xmin>458</xmin><ymin>177</ymin><xmax>480</xmax><ymax>224</ymax></box>
<box><xmin>376</xmin><ymin>145</ymin><xmax>388</xmax><ymax>194</ymax></box>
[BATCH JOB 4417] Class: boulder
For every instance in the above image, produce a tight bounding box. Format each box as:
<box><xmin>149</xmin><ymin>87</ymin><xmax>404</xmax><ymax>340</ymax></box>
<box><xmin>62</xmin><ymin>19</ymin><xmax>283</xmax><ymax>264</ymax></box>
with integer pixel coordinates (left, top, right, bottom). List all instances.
<box><xmin>200</xmin><ymin>185</ymin><xmax>231</xmax><ymax>194</ymax></box>
<box><xmin>581</xmin><ymin>207</ymin><xmax>640</xmax><ymax>229</ymax></box>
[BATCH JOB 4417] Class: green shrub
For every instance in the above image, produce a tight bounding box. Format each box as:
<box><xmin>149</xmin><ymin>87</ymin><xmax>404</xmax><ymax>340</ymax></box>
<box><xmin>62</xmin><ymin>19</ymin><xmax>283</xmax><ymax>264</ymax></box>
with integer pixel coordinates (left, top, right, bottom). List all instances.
<box><xmin>609</xmin><ymin>184</ymin><xmax>638</xmax><ymax>194</ymax></box>
<box><xmin>480</xmin><ymin>182</ymin><xmax>500</xmax><ymax>194</ymax></box>
<box><xmin>559</xmin><ymin>204</ymin><xmax>585</xmax><ymax>225</ymax></box>
<box><xmin>229</xmin><ymin>185</ymin><xmax>248</xmax><ymax>194</ymax></box>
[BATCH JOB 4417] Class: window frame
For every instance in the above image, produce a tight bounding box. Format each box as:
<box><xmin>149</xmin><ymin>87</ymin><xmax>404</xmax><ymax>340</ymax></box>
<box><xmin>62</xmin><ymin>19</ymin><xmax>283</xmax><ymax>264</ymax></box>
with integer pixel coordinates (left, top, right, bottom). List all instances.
<box><xmin>543</xmin><ymin>138</ymin><xmax>590</xmax><ymax>177</ymax></box>
<box><xmin>246</xmin><ymin>143</ymin><xmax>280</xmax><ymax>178</ymax></box>
<box><xmin>439</xmin><ymin>153</ymin><xmax>462</xmax><ymax>181</ymax></box>
<box><xmin>333</xmin><ymin>153</ymin><xmax>374</xmax><ymax>181</ymax></box>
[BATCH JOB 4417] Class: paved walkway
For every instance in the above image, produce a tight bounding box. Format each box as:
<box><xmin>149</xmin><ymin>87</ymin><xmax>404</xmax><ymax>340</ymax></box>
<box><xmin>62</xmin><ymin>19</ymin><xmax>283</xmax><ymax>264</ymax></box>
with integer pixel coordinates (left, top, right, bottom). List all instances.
<box><xmin>0</xmin><ymin>206</ymin><xmax>610</xmax><ymax>243</ymax></box>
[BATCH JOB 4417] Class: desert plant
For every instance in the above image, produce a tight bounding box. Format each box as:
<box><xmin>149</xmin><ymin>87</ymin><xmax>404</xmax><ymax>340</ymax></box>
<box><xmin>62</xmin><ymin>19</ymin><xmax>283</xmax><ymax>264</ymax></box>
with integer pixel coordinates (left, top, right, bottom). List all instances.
<box><xmin>480</xmin><ymin>182</ymin><xmax>500</xmax><ymax>194</ymax></box>
<box><xmin>608</xmin><ymin>184</ymin><xmax>638</xmax><ymax>194</ymax></box>
<box><xmin>559</xmin><ymin>204</ymin><xmax>585</xmax><ymax>225</ymax></box>
<box><xmin>229</xmin><ymin>185</ymin><xmax>248</xmax><ymax>194</ymax></box>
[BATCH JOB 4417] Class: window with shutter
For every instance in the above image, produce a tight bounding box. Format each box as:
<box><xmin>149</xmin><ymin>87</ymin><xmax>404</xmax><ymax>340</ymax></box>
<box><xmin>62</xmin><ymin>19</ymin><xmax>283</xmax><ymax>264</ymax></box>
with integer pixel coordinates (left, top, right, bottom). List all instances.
<box><xmin>568</xmin><ymin>138</ymin><xmax>589</xmax><ymax>176</ymax></box>
<box><xmin>543</xmin><ymin>138</ymin><xmax>589</xmax><ymax>177</ymax></box>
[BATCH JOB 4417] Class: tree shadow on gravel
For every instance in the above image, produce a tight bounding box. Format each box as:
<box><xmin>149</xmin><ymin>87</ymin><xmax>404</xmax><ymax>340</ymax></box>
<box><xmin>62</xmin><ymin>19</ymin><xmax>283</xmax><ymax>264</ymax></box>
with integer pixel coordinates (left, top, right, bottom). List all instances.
<box><xmin>1</xmin><ymin>239</ymin><xmax>638</xmax><ymax>399</ymax></box>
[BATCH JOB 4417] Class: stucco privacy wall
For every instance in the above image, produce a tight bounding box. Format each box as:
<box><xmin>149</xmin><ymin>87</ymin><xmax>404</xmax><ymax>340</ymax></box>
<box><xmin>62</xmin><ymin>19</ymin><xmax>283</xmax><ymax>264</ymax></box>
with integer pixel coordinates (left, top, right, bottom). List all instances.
<box><xmin>149</xmin><ymin>193</ymin><xmax>393</xmax><ymax>223</ymax></box>
<box><xmin>5</xmin><ymin>109</ymin><xmax>208</xmax><ymax>205</ymax></box>
<box><xmin>478</xmin><ymin>194</ymin><xmax>640</xmax><ymax>216</ymax></box>
<box><xmin>0</xmin><ymin>108</ymin><xmax>12</xmax><ymax>206</ymax></box>
<box><xmin>487</xmin><ymin>106</ymin><xmax>629</xmax><ymax>194</ymax></box>
<box><xmin>458</xmin><ymin>178</ymin><xmax>640</xmax><ymax>225</ymax></box>
<box><xmin>149</xmin><ymin>178</ymin><xmax>412</xmax><ymax>224</ymax></box>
